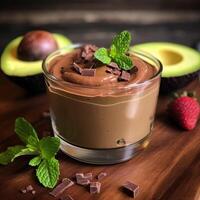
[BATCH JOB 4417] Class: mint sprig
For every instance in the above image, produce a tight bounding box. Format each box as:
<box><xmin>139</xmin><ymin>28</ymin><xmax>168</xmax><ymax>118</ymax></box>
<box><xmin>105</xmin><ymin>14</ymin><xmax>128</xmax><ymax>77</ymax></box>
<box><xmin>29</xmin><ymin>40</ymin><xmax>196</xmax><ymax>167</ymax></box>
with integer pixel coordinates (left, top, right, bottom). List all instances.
<box><xmin>0</xmin><ymin>117</ymin><xmax>60</xmax><ymax>188</ymax></box>
<box><xmin>94</xmin><ymin>30</ymin><xmax>133</xmax><ymax>70</ymax></box>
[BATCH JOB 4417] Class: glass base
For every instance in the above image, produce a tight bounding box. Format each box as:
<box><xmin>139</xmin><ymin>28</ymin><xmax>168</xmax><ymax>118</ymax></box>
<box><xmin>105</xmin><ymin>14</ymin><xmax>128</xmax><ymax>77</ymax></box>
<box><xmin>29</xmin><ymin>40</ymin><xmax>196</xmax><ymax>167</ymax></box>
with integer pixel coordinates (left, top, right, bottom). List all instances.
<box><xmin>54</xmin><ymin>130</ymin><xmax>150</xmax><ymax>165</ymax></box>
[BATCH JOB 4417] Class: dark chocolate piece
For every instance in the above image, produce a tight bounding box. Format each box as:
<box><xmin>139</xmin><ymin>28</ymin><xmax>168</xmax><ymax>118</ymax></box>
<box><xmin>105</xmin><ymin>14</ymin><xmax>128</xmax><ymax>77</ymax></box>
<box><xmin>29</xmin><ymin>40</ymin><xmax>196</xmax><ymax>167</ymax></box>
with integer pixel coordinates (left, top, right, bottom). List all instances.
<box><xmin>119</xmin><ymin>70</ymin><xmax>131</xmax><ymax>81</ymax></box>
<box><xmin>49</xmin><ymin>178</ymin><xmax>74</xmax><ymax>197</ymax></box>
<box><xmin>20</xmin><ymin>189</ymin><xmax>27</xmax><ymax>194</ymax></box>
<box><xmin>90</xmin><ymin>182</ymin><xmax>101</xmax><ymax>194</ymax></box>
<box><xmin>26</xmin><ymin>185</ymin><xmax>34</xmax><ymax>192</ymax></box>
<box><xmin>122</xmin><ymin>181</ymin><xmax>139</xmax><ymax>198</ymax></box>
<box><xmin>81</xmin><ymin>44</ymin><xmax>97</xmax><ymax>61</ymax></box>
<box><xmin>72</xmin><ymin>62</ymin><xmax>83</xmax><ymax>74</ymax></box>
<box><xmin>81</xmin><ymin>69</ymin><xmax>96</xmax><ymax>77</ymax></box>
<box><xmin>97</xmin><ymin>172</ymin><xmax>107</xmax><ymax>180</ymax></box>
<box><xmin>108</xmin><ymin>62</ymin><xmax>120</xmax><ymax>70</ymax></box>
<box><xmin>31</xmin><ymin>190</ymin><xmax>36</xmax><ymax>195</ymax></box>
<box><xmin>76</xmin><ymin>173</ymin><xmax>92</xmax><ymax>185</ymax></box>
<box><xmin>60</xmin><ymin>195</ymin><xmax>74</xmax><ymax>200</ymax></box>
<box><xmin>84</xmin><ymin>173</ymin><xmax>93</xmax><ymax>181</ymax></box>
<box><xmin>106</xmin><ymin>67</ymin><xmax>121</xmax><ymax>76</ymax></box>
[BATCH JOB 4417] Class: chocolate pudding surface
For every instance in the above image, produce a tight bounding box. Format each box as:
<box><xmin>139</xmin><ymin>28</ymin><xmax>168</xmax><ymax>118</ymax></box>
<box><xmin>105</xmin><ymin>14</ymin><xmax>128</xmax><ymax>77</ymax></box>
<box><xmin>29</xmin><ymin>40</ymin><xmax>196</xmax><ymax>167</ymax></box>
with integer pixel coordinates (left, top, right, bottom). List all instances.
<box><xmin>48</xmin><ymin>48</ymin><xmax>158</xmax><ymax>97</ymax></box>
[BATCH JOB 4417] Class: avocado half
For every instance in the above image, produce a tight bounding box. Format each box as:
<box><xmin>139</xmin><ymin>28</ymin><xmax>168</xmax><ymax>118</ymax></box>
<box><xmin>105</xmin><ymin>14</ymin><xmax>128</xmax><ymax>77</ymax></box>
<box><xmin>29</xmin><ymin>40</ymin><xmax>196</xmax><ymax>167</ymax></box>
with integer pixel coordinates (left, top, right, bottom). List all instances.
<box><xmin>131</xmin><ymin>42</ymin><xmax>200</xmax><ymax>93</ymax></box>
<box><xmin>1</xmin><ymin>34</ymin><xmax>72</xmax><ymax>94</ymax></box>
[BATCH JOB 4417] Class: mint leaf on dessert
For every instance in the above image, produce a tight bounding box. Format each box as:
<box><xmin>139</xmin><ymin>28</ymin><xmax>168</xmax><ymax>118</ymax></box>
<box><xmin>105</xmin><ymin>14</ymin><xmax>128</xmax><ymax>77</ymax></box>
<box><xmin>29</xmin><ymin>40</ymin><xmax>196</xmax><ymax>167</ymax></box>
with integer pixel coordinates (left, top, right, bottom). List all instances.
<box><xmin>113</xmin><ymin>54</ymin><xmax>133</xmax><ymax>70</ymax></box>
<box><xmin>29</xmin><ymin>156</ymin><xmax>42</xmax><ymax>166</ymax></box>
<box><xmin>39</xmin><ymin>137</ymin><xmax>60</xmax><ymax>160</ymax></box>
<box><xmin>94</xmin><ymin>31</ymin><xmax>133</xmax><ymax>71</ymax></box>
<box><xmin>0</xmin><ymin>145</ymin><xmax>25</xmax><ymax>165</ymax></box>
<box><xmin>15</xmin><ymin>117</ymin><xmax>39</xmax><ymax>144</ymax></box>
<box><xmin>36</xmin><ymin>157</ymin><xmax>60</xmax><ymax>188</ymax></box>
<box><xmin>94</xmin><ymin>48</ymin><xmax>111</xmax><ymax>64</ymax></box>
<box><xmin>111</xmin><ymin>30</ymin><xmax>131</xmax><ymax>54</ymax></box>
<box><xmin>110</xmin><ymin>44</ymin><xmax>117</xmax><ymax>58</ymax></box>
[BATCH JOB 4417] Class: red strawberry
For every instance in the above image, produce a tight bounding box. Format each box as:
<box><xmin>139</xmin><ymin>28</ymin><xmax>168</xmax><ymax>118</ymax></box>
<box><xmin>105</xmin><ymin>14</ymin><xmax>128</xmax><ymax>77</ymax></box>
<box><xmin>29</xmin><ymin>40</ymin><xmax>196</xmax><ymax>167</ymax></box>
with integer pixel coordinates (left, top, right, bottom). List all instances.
<box><xmin>168</xmin><ymin>94</ymin><xmax>200</xmax><ymax>131</ymax></box>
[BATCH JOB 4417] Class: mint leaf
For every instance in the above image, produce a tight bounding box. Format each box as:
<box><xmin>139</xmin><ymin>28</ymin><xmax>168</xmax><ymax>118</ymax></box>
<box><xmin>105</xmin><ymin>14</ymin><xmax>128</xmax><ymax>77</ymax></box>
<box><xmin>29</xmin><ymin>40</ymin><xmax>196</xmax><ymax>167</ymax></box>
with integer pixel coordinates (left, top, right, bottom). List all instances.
<box><xmin>36</xmin><ymin>157</ymin><xmax>59</xmax><ymax>188</ymax></box>
<box><xmin>0</xmin><ymin>145</ymin><xmax>24</xmax><ymax>165</ymax></box>
<box><xmin>29</xmin><ymin>156</ymin><xmax>42</xmax><ymax>166</ymax></box>
<box><xmin>110</xmin><ymin>44</ymin><xmax>117</xmax><ymax>58</ymax></box>
<box><xmin>15</xmin><ymin>118</ymin><xmax>39</xmax><ymax>144</ymax></box>
<box><xmin>39</xmin><ymin>137</ymin><xmax>60</xmax><ymax>160</ymax></box>
<box><xmin>113</xmin><ymin>54</ymin><xmax>133</xmax><ymax>70</ymax></box>
<box><xmin>12</xmin><ymin>148</ymin><xmax>38</xmax><ymax>162</ymax></box>
<box><xmin>27</xmin><ymin>135</ymin><xmax>39</xmax><ymax>150</ymax></box>
<box><xmin>94</xmin><ymin>48</ymin><xmax>111</xmax><ymax>64</ymax></box>
<box><xmin>112</xmin><ymin>30</ymin><xmax>131</xmax><ymax>54</ymax></box>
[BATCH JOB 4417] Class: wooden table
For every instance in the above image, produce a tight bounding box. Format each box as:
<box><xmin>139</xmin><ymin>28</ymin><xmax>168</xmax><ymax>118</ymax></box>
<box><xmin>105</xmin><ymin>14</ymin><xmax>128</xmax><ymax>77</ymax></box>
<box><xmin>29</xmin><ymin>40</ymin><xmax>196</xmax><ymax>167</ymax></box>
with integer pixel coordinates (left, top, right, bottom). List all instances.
<box><xmin>0</xmin><ymin>70</ymin><xmax>200</xmax><ymax>200</ymax></box>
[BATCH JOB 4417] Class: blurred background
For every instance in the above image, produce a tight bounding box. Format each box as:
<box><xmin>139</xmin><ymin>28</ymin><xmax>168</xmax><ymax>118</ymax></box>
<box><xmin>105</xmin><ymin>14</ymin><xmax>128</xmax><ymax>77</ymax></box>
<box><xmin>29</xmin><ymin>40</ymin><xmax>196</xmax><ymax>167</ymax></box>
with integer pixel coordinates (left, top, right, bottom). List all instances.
<box><xmin>0</xmin><ymin>0</ymin><xmax>200</xmax><ymax>50</ymax></box>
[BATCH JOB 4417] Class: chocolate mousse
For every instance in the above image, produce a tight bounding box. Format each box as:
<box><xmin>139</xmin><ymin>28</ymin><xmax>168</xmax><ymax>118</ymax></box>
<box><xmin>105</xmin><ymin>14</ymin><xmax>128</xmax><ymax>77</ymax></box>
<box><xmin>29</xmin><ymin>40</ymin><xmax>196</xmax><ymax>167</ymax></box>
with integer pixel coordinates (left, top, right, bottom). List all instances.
<box><xmin>43</xmin><ymin>31</ymin><xmax>162</xmax><ymax>164</ymax></box>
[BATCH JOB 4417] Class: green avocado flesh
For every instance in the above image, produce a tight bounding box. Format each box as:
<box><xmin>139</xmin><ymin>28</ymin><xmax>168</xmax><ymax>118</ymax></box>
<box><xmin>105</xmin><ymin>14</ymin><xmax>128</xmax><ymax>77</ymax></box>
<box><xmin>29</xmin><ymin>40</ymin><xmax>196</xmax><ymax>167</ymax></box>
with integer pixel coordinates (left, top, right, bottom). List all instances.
<box><xmin>1</xmin><ymin>33</ymin><xmax>72</xmax><ymax>77</ymax></box>
<box><xmin>131</xmin><ymin>42</ymin><xmax>200</xmax><ymax>78</ymax></box>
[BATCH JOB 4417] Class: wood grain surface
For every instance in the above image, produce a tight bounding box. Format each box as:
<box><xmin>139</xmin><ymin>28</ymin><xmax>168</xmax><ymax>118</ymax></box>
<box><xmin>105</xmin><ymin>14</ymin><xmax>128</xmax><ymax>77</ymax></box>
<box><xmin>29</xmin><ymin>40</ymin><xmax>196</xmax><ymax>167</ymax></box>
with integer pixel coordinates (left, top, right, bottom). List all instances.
<box><xmin>0</xmin><ymin>71</ymin><xmax>200</xmax><ymax>200</ymax></box>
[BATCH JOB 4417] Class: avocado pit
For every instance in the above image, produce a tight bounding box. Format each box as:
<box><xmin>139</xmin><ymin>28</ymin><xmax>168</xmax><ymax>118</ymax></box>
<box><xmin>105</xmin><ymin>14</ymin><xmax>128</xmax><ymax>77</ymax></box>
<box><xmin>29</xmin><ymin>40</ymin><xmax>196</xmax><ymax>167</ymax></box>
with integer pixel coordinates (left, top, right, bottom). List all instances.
<box><xmin>158</xmin><ymin>49</ymin><xmax>183</xmax><ymax>66</ymax></box>
<box><xmin>17</xmin><ymin>31</ymin><xmax>58</xmax><ymax>61</ymax></box>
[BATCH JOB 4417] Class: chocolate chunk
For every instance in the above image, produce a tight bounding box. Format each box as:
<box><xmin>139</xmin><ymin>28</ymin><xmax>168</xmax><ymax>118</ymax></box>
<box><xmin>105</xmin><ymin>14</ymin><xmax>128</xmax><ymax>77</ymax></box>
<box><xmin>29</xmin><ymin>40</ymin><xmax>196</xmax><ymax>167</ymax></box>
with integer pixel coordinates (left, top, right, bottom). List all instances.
<box><xmin>90</xmin><ymin>182</ymin><xmax>101</xmax><ymax>194</ymax></box>
<box><xmin>81</xmin><ymin>68</ymin><xmax>96</xmax><ymax>77</ymax></box>
<box><xmin>60</xmin><ymin>195</ymin><xmax>74</xmax><ymax>200</ymax></box>
<box><xmin>72</xmin><ymin>62</ymin><xmax>83</xmax><ymax>74</ymax></box>
<box><xmin>77</xmin><ymin>178</ymin><xmax>90</xmax><ymax>186</ymax></box>
<box><xmin>20</xmin><ymin>189</ymin><xmax>27</xmax><ymax>194</ymax></box>
<box><xmin>119</xmin><ymin>70</ymin><xmax>131</xmax><ymax>81</ymax></box>
<box><xmin>26</xmin><ymin>185</ymin><xmax>34</xmax><ymax>192</ymax></box>
<box><xmin>106</xmin><ymin>67</ymin><xmax>121</xmax><ymax>76</ymax></box>
<box><xmin>84</xmin><ymin>173</ymin><xmax>93</xmax><ymax>181</ymax></box>
<box><xmin>97</xmin><ymin>172</ymin><xmax>107</xmax><ymax>180</ymax></box>
<box><xmin>49</xmin><ymin>178</ymin><xmax>74</xmax><ymax>197</ymax></box>
<box><xmin>31</xmin><ymin>190</ymin><xmax>36</xmax><ymax>195</ymax></box>
<box><xmin>76</xmin><ymin>173</ymin><xmax>92</xmax><ymax>185</ymax></box>
<box><xmin>81</xmin><ymin>44</ymin><xmax>97</xmax><ymax>61</ymax></box>
<box><xmin>122</xmin><ymin>181</ymin><xmax>139</xmax><ymax>198</ymax></box>
<box><xmin>108</xmin><ymin>62</ymin><xmax>120</xmax><ymax>70</ymax></box>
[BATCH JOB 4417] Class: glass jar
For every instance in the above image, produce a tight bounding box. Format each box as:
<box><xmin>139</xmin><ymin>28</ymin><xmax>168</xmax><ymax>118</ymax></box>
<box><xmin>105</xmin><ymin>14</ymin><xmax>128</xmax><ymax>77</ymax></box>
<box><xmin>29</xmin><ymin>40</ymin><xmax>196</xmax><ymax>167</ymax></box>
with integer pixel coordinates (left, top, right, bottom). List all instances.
<box><xmin>42</xmin><ymin>44</ymin><xmax>162</xmax><ymax>164</ymax></box>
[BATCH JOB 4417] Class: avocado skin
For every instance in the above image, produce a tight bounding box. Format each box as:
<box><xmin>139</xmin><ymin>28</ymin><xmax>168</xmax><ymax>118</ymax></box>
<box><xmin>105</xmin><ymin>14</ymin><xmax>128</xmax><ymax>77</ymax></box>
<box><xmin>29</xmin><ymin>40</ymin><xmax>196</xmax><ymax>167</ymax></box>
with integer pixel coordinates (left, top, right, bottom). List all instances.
<box><xmin>7</xmin><ymin>73</ymin><xmax>45</xmax><ymax>94</ymax></box>
<box><xmin>160</xmin><ymin>70</ymin><xmax>200</xmax><ymax>94</ymax></box>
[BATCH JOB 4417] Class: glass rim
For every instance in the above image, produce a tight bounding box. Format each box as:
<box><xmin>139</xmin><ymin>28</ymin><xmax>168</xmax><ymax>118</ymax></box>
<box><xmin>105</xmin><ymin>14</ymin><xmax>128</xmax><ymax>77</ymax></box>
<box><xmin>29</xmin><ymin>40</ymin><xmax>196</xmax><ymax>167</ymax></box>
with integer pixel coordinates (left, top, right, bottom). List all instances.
<box><xmin>42</xmin><ymin>43</ymin><xmax>163</xmax><ymax>90</ymax></box>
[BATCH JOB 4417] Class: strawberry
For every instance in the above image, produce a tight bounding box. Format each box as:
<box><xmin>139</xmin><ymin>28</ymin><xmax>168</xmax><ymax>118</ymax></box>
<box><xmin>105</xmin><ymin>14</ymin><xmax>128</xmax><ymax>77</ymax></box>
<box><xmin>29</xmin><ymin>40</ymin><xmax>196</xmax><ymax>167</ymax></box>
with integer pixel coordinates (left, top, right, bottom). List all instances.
<box><xmin>168</xmin><ymin>92</ymin><xmax>200</xmax><ymax>131</ymax></box>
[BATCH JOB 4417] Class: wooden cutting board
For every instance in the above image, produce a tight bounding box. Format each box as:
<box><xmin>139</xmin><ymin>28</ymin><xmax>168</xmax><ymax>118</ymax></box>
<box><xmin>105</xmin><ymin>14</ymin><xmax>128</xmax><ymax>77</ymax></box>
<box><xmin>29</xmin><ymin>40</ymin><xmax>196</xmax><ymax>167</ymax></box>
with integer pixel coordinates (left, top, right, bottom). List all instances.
<box><xmin>0</xmin><ymin>72</ymin><xmax>200</xmax><ymax>200</ymax></box>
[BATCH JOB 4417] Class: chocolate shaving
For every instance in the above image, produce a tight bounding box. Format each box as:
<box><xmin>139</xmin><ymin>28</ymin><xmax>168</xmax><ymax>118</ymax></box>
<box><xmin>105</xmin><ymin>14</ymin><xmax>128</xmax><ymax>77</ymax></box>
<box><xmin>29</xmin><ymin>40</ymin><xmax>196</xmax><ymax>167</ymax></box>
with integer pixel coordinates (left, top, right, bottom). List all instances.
<box><xmin>81</xmin><ymin>68</ymin><xmax>96</xmax><ymax>77</ymax></box>
<box><xmin>60</xmin><ymin>195</ymin><xmax>74</xmax><ymax>200</ymax></box>
<box><xmin>97</xmin><ymin>172</ymin><xmax>107</xmax><ymax>180</ymax></box>
<box><xmin>72</xmin><ymin>62</ymin><xmax>83</xmax><ymax>74</ymax></box>
<box><xmin>49</xmin><ymin>178</ymin><xmax>74</xmax><ymax>197</ymax></box>
<box><xmin>122</xmin><ymin>181</ymin><xmax>139</xmax><ymax>198</ymax></box>
<box><xmin>90</xmin><ymin>182</ymin><xmax>101</xmax><ymax>194</ymax></box>
<box><xmin>118</xmin><ymin>70</ymin><xmax>131</xmax><ymax>81</ymax></box>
